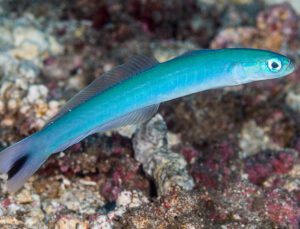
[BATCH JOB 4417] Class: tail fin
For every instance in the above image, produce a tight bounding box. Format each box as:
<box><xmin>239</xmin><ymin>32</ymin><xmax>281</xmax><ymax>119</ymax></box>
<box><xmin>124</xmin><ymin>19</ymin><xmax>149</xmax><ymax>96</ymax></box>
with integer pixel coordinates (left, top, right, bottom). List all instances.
<box><xmin>0</xmin><ymin>134</ymin><xmax>49</xmax><ymax>193</ymax></box>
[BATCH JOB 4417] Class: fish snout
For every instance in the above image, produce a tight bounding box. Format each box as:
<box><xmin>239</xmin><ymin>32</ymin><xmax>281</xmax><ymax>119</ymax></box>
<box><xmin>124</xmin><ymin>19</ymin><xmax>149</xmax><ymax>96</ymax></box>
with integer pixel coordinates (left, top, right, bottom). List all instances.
<box><xmin>286</xmin><ymin>59</ymin><xmax>296</xmax><ymax>75</ymax></box>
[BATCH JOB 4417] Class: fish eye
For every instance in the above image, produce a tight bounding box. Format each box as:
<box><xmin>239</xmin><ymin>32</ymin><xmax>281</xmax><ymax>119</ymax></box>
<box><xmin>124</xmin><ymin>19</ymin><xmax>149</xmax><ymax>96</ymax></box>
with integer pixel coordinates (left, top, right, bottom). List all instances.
<box><xmin>267</xmin><ymin>58</ymin><xmax>282</xmax><ymax>72</ymax></box>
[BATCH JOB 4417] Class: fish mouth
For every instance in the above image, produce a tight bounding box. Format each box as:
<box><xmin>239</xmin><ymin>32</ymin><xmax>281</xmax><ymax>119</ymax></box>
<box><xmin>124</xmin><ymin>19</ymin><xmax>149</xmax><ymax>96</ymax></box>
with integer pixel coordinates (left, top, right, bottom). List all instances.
<box><xmin>286</xmin><ymin>59</ymin><xmax>296</xmax><ymax>75</ymax></box>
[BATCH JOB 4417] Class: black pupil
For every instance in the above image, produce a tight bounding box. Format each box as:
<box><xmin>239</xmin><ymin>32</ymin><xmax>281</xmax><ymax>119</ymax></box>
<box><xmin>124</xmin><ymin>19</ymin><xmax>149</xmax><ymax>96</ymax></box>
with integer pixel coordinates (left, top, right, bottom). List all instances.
<box><xmin>271</xmin><ymin>61</ymin><xmax>279</xmax><ymax>69</ymax></box>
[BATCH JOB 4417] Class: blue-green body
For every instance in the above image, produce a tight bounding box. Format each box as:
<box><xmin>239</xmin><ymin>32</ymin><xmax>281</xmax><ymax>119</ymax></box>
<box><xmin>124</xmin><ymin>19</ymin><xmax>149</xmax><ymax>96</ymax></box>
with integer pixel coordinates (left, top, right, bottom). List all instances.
<box><xmin>0</xmin><ymin>48</ymin><xmax>295</xmax><ymax>192</ymax></box>
<box><xmin>43</xmin><ymin>49</ymin><xmax>294</xmax><ymax>153</ymax></box>
<box><xmin>42</xmin><ymin>53</ymin><xmax>226</xmax><ymax>151</ymax></box>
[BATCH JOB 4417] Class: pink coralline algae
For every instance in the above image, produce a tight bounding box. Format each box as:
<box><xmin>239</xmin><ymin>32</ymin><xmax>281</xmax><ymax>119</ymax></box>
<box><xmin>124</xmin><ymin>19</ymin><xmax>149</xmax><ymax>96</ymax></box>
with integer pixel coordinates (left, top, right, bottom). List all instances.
<box><xmin>265</xmin><ymin>189</ymin><xmax>300</xmax><ymax>229</ymax></box>
<box><xmin>39</xmin><ymin>134</ymin><xmax>151</xmax><ymax>202</ymax></box>
<box><xmin>118</xmin><ymin>180</ymin><xmax>299</xmax><ymax>228</ymax></box>
<box><xmin>257</xmin><ymin>3</ymin><xmax>299</xmax><ymax>42</ymax></box>
<box><xmin>211</xmin><ymin>3</ymin><xmax>300</xmax><ymax>51</ymax></box>
<box><xmin>183</xmin><ymin>142</ymin><xmax>238</xmax><ymax>190</ymax></box>
<box><xmin>180</xmin><ymin>146</ymin><xmax>199</xmax><ymax>164</ymax></box>
<box><xmin>244</xmin><ymin>149</ymin><xmax>297</xmax><ymax>185</ymax></box>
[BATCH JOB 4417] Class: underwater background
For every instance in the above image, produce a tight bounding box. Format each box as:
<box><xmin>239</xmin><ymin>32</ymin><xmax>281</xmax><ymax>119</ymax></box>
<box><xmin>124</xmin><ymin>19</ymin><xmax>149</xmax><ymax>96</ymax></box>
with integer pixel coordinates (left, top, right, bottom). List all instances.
<box><xmin>0</xmin><ymin>0</ymin><xmax>300</xmax><ymax>228</ymax></box>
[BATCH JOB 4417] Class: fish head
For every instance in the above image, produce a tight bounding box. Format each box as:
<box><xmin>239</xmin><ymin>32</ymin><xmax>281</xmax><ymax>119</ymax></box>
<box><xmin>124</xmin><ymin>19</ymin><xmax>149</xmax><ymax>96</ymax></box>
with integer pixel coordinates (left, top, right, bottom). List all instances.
<box><xmin>231</xmin><ymin>49</ymin><xmax>295</xmax><ymax>85</ymax></box>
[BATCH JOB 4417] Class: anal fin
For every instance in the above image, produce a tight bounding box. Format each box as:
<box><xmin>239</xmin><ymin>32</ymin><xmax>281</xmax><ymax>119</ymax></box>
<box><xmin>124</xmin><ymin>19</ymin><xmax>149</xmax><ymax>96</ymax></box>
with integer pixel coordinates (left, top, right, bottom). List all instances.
<box><xmin>96</xmin><ymin>104</ymin><xmax>159</xmax><ymax>133</ymax></box>
<box><xmin>54</xmin><ymin>104</ymin><xmax>160</xmax><ymax>153</ymax></box>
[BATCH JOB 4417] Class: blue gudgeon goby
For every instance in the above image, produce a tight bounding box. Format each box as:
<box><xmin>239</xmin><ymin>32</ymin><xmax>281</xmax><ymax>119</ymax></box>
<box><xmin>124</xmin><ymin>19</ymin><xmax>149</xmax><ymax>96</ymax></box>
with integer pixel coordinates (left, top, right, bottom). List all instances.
<box><xmin>0</xmin><ymin>48</ymin><xmax>295</xmax><ymax>192</ymax></box>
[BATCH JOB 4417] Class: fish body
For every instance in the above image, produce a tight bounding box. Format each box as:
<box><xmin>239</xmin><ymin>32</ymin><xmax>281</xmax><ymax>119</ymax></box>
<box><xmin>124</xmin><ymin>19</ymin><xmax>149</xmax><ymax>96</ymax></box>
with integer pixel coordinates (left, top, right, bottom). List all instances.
<box><xmin>0</xmin><ymin>48</ymin><xmax>295</xmax><ymax>192</ymax></box>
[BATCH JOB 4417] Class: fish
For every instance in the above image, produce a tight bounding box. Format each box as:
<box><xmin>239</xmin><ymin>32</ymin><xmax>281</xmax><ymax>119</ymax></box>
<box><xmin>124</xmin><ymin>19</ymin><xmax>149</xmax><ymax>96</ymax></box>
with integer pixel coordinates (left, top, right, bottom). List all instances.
<box><xmin>0</xmin><ymin>48</ymin><xmax>295</xmax><ymax>193</ymax></box>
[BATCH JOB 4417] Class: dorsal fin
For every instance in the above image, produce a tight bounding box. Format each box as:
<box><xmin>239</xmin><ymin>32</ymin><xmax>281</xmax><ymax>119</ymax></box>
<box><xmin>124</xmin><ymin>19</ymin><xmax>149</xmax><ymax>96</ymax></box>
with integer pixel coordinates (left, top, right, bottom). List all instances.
<box><xmin>45</xmin><ymin>55</ymin><xmax>159</xmax><ymax>126</ymax></box>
